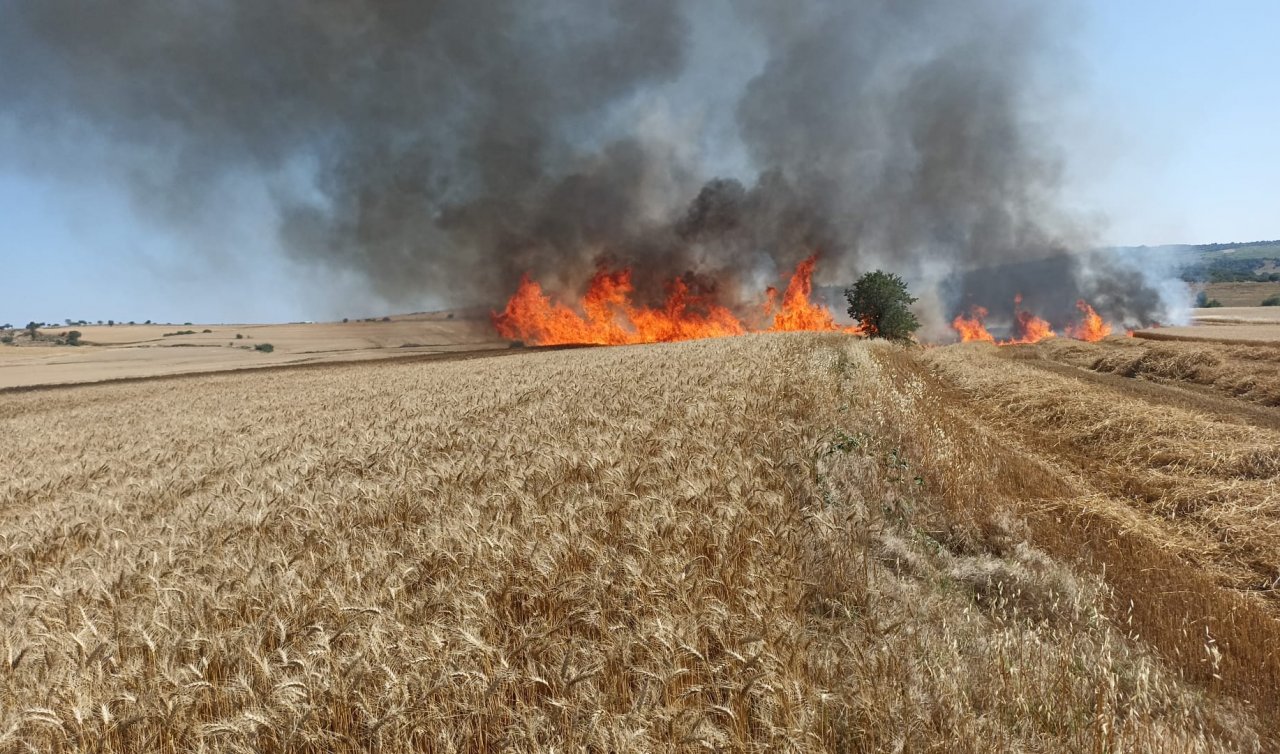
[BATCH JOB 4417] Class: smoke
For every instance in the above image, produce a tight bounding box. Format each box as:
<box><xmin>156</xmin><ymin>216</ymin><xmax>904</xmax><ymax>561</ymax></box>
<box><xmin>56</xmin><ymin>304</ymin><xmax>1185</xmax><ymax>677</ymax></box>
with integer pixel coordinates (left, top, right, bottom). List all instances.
<box><xmin>0</xmin><ymin>0</ymin><xmax>1179</xmax><ymax>329</ymax></box>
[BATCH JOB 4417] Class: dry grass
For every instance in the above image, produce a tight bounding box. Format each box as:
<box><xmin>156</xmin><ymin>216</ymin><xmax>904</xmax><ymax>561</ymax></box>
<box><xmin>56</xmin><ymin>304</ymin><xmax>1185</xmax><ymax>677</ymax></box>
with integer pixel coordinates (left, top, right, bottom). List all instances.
<box><xmin>924</xmin><ymin>342</ymin><xmax>1280</xmax><ymax>737</ymax></box>
<box><xmin>0</xmin><ymin>334</ymin><xmax>1266</xmax><ymax>751</ymax></box>
<box><xmin>1035</xmin><ymin>337</ymin><xmax>1280</xmax><ymax>407</ymax></box>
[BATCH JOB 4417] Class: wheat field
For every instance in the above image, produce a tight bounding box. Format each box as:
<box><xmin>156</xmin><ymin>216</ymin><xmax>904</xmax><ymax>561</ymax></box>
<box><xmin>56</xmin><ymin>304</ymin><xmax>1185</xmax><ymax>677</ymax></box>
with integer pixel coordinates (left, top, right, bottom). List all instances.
<box><xmin>1</xmin><ymin>333</ymin><xmax>1273</xmax><ymax>752</ymax></box>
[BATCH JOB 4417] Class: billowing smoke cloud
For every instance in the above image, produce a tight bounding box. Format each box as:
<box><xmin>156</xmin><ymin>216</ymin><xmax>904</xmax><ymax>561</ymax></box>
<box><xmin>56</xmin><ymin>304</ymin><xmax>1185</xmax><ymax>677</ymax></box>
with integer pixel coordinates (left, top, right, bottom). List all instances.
<box><xmin>0</xmin><ymin>0</ymin><xmax>1180</xmax><ymax>331</ymax></box>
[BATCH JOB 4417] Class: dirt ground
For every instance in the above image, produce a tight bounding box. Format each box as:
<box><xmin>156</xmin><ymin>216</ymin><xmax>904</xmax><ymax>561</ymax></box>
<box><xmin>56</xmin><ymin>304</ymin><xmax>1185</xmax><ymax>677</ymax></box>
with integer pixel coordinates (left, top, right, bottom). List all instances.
<box><xmin>0</xmin><ymin>315</ymin><xmax>505</xmax><ymax>390</ymax></box>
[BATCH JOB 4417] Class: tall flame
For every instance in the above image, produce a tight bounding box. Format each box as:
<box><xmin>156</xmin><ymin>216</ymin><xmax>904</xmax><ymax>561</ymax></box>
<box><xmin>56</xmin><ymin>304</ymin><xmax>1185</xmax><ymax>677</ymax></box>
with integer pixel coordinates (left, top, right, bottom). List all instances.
<box><xmin>493</xmin><ymin>255</ymin><xmax>859</xmax><ymax>346</ymax></box>
<box><xmin>1065</xmin><ymin>299</ymin><xmax>1112</xmax><ymax>342</ymax></box>
<box><xmin>951</xmin><ymin>306</ymin><xmax>995</xmax><ymax>343</ymax></box>
<box><xmin>1009</xmin><ymin>293</ymin><xmax>1055</xmax><ymax>344</ymax></box>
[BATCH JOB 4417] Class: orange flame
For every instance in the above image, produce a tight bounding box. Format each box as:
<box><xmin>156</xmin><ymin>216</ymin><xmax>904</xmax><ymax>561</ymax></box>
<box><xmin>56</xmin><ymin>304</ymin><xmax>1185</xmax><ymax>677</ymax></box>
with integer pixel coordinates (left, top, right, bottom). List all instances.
<box><xmin>1065</xmin><ymin>299</ymin><xmax>1112</xmax><ymax>342</ymax></box>
<box><xmin>493</xmin><ymin>255</ymin><xmax>859</xmax><ymax>346</ymax></box>
<box><xmin>1008</xmin><ymin>293</ymin><xmax>1055</xmax><ymax>344</ymax></box>
<box><xmin>951</xmin><ymin>306</ymin><xmax>995</xmax><ymax>343</ymax></box>
<box><xmin>764</xmin><ymin>256</ymin><xmax>863</xmax><ymax>334</ymax></box>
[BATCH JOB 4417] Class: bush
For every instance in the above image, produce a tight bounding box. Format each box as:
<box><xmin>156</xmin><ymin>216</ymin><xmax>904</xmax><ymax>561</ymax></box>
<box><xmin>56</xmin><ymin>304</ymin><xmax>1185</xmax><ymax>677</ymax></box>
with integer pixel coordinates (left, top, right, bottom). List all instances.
<box><xmin>65</xmin><ymin>330</ymin><xmax>82</xmax><ymax>346</ymax></box>
<box><xmin>1</xmin><ymin>335</ymin><xmax>12</xmax><ymax>344</ymax></box>
<box><xmin>236</xmin><ymin>333</ymin><xmax>244</xmax><ymax>339</ymax></box>
<box><xmin>845</xmin><ymin>270</ymin><xmax>920</xmax><ymax>341</ymax></box>
<box><xmin>254</xmin><ymin>343</ymin><xmax>275</xmax><ymax>353</ymax></box>
<box><xmin>202</xmin><ymin>329</ymin><xmax>213</xmax><ymax>333</ymax></box>
<box><xmin>1204</xmin><ymin>299</ymin><xmax>1224</xmax><ymax>308</ymax></box>
<box><xmin>1262</xmin><ymin>295</ymin><xmax>1280</xmax><ymax>307</ymax></box>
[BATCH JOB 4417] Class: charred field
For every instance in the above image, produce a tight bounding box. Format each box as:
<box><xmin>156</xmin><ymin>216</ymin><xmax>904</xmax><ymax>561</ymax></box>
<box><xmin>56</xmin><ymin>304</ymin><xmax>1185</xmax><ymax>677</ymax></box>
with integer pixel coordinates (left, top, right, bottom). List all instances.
<box><xmin>2</xmin><ymin>332</ymin><xmax>1278</xmax><ymax>752</ymax></box>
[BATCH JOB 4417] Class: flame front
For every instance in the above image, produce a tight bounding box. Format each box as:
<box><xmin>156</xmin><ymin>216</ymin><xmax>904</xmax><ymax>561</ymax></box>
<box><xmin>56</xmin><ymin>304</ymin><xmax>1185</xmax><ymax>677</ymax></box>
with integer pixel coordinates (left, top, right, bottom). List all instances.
<box><xmin>949</xmin><ymin>294</ymin><xmax>1113</xmax><ymax>345</ymax></box>
<box><xmin>493</xmin><ymin>255</ymin><xmax>858</xmax><ymax>346</ymax></box>
<box><xmin>1009</xmin><ymin>294</ymin><xmax>1055</xmax><ymax>344</ymax></box>
<box><xmin>951</xmin><ymin>306</ymin><xmax>995</xmax><ymax>343</ymax></box>
<box><xmin>1065</xmin><ymin>299</ymin><xmax>1112</xmax><ymax>342</ymax></box>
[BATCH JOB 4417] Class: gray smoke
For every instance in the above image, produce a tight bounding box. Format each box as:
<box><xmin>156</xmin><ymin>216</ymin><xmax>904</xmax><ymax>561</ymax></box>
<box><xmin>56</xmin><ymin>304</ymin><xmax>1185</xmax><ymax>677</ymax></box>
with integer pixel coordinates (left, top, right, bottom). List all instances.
<box><xmin>0</xmin><ymin>0</ymin><xmax>1179</xmax><ymax>332</ymax></box>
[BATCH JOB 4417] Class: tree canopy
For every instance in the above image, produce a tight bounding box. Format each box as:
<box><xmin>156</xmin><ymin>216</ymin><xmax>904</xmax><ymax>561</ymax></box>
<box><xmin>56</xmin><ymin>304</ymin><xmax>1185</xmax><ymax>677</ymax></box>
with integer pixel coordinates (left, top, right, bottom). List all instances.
<box><xmin>845</xmin><ymin>271</ymin><xmax>920</xmax><ymax>341</ymax></box>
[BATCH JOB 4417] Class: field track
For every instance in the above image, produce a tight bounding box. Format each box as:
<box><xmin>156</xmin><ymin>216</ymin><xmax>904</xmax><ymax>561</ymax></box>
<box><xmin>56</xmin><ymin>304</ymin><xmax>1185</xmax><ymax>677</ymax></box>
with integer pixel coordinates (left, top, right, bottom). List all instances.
<box><xmin>1</xmin><ymin>333</ymin><xmax>1275</xmax><ymax>752</ymax></box>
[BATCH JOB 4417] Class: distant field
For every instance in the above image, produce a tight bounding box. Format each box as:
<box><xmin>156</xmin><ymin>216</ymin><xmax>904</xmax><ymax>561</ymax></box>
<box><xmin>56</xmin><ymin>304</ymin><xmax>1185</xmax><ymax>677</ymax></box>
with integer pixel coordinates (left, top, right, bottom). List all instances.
<box><xmin>0</xmin><ymin>315</ymin><xmax>503</xmax><ymax>390</ymax></box>
<box><xmin>1130</xmin><ymin>305</ymin><xmax>1280</xmax><ymax>344</ymax></box>
<box><xmin>1206</xmin><ymin>242</ymin><xmax>1280</xmax><ymax>261</ymax></box>
<box><xmin>2</xmin><ymin>333</ymin><xmax>1275</xmax><ymax>751</ymax></box>
<box><xmin>1202</xmin><ymin>281</ymin><xmax>1280</xmax><ymax>307</ymax></box>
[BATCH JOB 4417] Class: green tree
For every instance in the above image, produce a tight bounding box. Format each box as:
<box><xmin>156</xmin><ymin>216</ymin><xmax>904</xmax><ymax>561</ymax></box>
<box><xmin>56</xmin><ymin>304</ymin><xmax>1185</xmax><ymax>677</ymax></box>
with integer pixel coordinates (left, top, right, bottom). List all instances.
<box><xmin>845</xmin><ymin>271</ymin><xmax>920</xmax><ymax>341</ymax></box>
<box><xmin>25</xmin><ymin>321</ymin><xmax>40</xmax><ymax>339</ymax></box>
<box><xmin>65</xmin><ymin>330</ymin><xmax>83</xmax><ymax>346</ymax></box>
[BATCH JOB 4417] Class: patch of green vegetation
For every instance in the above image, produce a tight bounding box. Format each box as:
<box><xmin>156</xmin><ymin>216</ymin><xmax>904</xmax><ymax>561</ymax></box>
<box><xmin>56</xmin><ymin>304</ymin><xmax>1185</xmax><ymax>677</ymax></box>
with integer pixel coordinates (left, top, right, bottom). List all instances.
<box><xmin>254</xmin><ymin>343</ymin><xmax>275</xmax><ymax>353</ymax></box>
<box><xmin>825</xmin><ymin>430</ymin><xmax>870</xmax><ymax>456</ymax></box>
<box><xmin>1262</xmin><ymin>295</ymin><xmax>1280</xmax><ymax>307</ymax></box>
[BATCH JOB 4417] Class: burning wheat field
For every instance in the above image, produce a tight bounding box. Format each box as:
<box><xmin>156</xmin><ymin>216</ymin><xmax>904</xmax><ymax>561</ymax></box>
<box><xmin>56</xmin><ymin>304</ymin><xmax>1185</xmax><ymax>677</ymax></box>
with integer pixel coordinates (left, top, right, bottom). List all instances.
<box><xmin>3</xmin><ymin>0</ymin><xmax>1280</xmax><ymax>752</ymax></box>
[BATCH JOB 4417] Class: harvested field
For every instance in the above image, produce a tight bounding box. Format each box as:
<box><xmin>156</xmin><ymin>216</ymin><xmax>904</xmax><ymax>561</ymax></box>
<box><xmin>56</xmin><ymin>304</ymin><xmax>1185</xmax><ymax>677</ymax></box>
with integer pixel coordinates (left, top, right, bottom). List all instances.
<box><xmin>1132</xmin><ymin>306</ymin><xmax>1280</xmax><ymax>346</ymax></box>
<box><xmin>1033</xmin><ymin>336</ymin><xmax>1280</xmax><ymax>407</ymax></box>
<box><xmin>0</xmin><ymin>316</ymin><xmax>503</xmax><ymax>390</ymax></box>
<box><xmin>1202</xmin><ymin>281</ymin><xmax>1280</xmax><ymax>308</ymax></box>
<box><xmin>1</xmin><ymin>334</ymin><xmax>1274</xmax><ymax>751</ymax></box>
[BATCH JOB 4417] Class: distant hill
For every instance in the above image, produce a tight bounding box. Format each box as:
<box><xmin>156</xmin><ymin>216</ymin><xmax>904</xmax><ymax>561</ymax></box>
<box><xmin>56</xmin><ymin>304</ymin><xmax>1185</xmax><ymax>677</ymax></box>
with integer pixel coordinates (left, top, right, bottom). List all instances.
<box><xmin>1109</xmin><ymin>240</ymin><xmax>1280</xmax><ymax>282</ymax></box>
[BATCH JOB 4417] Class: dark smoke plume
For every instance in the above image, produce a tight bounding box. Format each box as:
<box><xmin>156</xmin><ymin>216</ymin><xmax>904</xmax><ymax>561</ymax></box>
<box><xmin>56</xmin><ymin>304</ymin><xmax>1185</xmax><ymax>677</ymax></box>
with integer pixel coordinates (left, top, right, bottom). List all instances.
<box><xmin>0</xmin><ymin>0</ymin><xmax>1181</xmax><ymax>331</ymax></box>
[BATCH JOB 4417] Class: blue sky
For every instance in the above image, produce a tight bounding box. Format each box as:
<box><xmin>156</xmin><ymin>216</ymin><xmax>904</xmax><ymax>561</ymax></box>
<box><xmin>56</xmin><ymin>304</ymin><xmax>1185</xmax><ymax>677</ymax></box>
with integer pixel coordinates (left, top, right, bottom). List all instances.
<box><xmin>1</xmin><ymin>1</ymin><xmax>1277</xmax><ymax>326</ymax></box>
<box><xmin>1069</xmin><ymin>0</ymin><xmax>1280</xmax><ymax>247</ymax></box>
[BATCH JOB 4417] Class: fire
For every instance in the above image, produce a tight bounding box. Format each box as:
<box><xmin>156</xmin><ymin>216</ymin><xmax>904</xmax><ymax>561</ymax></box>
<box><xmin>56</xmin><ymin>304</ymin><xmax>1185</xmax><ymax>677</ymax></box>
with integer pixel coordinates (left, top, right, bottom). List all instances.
<box><xmin>493</xmin><ymin>255</ymin><xmax>858</xmax><ymax>346</ymax></box>
<box><xmin>1009</xmin><ymin>293</ymin><xmax>1055</xmax><ymax>344</ymax></box>
<box><xmin>764</xmin><ymin>256</ymin><xmax>862</xmax><ymax>334</ymax></box>
<box><xmin>1065</xmin><ymin>299</ymin><xmax>1112</xmax><ymax>342</ymax></box>
<box><xmin>949</xmin><ymin>294</ymin><xmax>1111</xmax><ymax>345</ymax></box>
<box><xmin>951</xmin><ymin>306</ymin><xmax>995</xmax><ymax>343</ymax></box>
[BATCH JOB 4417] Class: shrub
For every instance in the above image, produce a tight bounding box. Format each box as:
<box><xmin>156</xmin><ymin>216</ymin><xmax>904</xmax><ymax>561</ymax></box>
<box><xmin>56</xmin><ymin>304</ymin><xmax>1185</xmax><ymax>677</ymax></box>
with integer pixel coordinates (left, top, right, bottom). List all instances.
<box><xmin>254</xmin><ymin>343</ymin><xmax>275</xmax><ymax>353</ymax></box>
<box><xmin>1</xmin><ymin>335</ymin><xmax>12</xmax><ymax>344</ymax></box>
<box><xmin>65</xmin><ymin>330</ymin><xmax>82</xmax><ymax>346</ymax></box>
<box><xmin>1262</xmin><ymin>295</ymin><xmax>1280</xmax><ymax>307</ymax></box>
<box><xmin>845</xmin><ymin>271</ymin><xmax>920</xmax><ymax>341</ymax></box>
<box><xmin>1204</xmin><ymin>299</ymin><xmax>1224</xmax><ymax>308</ymax></box>
<box><xmin>202</xmin><ymin>329</ymin><xmax>213</xmax><ymax>333</ymax></box>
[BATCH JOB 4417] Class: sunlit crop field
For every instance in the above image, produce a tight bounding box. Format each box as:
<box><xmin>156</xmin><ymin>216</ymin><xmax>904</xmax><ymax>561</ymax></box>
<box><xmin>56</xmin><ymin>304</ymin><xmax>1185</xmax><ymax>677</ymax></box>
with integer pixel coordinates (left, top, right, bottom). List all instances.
<box><xmin>1</xmin><ymin>334</ymin><xmax>1274</xmax><ymax>752</ymax></box>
